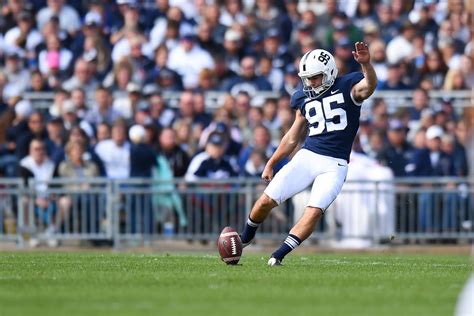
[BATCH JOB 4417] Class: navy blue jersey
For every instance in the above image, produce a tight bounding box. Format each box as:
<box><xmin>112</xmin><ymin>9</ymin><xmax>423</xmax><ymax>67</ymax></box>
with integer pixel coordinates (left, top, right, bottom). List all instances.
<box><xmin>290</xmin><ymin>72</ymin><xmax>364</xmax><ymax>162</ymax></box>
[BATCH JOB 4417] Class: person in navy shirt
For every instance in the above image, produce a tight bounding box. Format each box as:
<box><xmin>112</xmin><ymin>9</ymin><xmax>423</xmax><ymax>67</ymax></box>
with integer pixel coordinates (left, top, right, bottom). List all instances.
<box><xmin>238</xmin><ymin>42</ymin><xmax>378</xmax><ymax>266</ymax></box>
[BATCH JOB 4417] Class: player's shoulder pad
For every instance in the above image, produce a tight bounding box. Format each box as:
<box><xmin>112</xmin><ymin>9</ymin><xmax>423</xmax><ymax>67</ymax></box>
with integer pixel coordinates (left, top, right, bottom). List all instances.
<box><xmin>290</xmin><ymin>90</ymin><xmax>306</xmax><ymax>110</ymax></box>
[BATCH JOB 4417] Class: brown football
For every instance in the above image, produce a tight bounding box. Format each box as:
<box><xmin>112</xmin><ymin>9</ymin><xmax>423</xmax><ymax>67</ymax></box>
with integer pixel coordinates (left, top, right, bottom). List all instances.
<box><xmin>217</xmin><ymin>227</ymin><xmax>243</xmax><ymax>265</ymax></box>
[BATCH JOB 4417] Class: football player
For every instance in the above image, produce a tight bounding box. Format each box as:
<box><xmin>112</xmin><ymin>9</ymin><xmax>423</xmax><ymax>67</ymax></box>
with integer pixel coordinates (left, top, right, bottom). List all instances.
<box><xmin>239</xmin><ymin>42</ymin><xmax>378</xmax><ymax>266</ymax></box>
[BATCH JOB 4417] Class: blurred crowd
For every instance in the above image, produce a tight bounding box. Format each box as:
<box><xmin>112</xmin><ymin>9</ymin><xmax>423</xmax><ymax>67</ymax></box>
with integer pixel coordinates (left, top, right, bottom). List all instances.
<box><xmin>0</xmin><ymin>0</ymin><xmax>473</xmax><ymax>188</ymax></box>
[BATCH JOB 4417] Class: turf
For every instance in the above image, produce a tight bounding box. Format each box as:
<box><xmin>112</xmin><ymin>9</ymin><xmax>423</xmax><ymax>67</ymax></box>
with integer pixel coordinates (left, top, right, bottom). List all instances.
<box><xmin>0</xmin><ymin>252</ymin><xmax>471</xmax><ymax>316</ymax></box>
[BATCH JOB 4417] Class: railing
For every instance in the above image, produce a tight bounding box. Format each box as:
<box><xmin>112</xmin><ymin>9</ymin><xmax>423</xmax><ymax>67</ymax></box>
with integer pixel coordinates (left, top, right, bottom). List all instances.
<box><xmin>0</xmin><ymin>177</ymin><xmax>472</xmax><ymax>248</ymax></box>
<box><xmin>23</xmin><ymin>90</ymin><xmax>472</xmax><ymax>112</ymax></box>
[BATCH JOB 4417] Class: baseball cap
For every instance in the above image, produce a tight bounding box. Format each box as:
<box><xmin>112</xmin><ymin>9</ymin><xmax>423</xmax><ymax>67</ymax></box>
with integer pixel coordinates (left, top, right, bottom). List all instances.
<box><xmin>129</xmin><ymin>124</ymin><xmax>146</xmax><ymax>144</ymax></box>
<box><xmin>143</xmin><ymin>84</ymin><xmax>161</xmax><ymax>97</ymax></box>
<box><xmin>426</xmin><ymin>125</ymin><xmax>444</xmax><ymax>140</ymax></box>
<box><xmin>84</xmin><ymin>11</ymin><xmax>102</xmax><ymax>26</ymax></box>
<box><xmin>61</xmin><ymin>100</ymin><xmax>76</xmax><ymax>114</ymax></box>
<box><xmin>15</xmin><ymin>99</ymin><xmax>33</xmax><ymax>117</ymax></box>
<box><xmin>207</xmin><ymin>132</ymin><xmax>224</xmax><ymax>146</ymax></box>
<box><xmin>117</xmin><ymin>0</ymin><xmax>137</xmax><ymax>5</ymax></box>
<box><xmin>17</xmin><ymin>10</ymin><xmax>32</xmax><ymax>21</ymax></box>
<box><xmin>180</xmin><ymin>30</ymin><xmax>197</xmax><ymax>41</ymax></box>
<box><xmin>265</xmin><ymin>28</ymin><xmax>280</xmax><ymax>39</ymax></box>
<box><xmin>214</xmin><ymin>122</ymin><xmax>228</xmax><ymax>134</ymax></box>
<box><xmin>158</xmin><ymin>69</ymin><xmax>175</xmax><ymax>79</ymax></box>
<box><xmin>388</xmin><ymin>119</ymin><xmax>404</xmax><ymax>131</ymax></box>
<box><xmin>224</xmin><ymin>29</ymin><xmax>242</xmax><ymax>42</ymax></box>
<box><xmin>126</xmin><ymin>82</ymin><xmax>141</xmax><ymax>93</ymax></box>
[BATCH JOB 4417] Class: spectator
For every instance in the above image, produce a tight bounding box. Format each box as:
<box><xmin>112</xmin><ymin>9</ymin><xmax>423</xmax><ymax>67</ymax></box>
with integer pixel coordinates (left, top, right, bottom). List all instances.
<box><xmin>158</xmin><ymin>127</ymin><xmax>190</xmax><ymax>178</ymax></box>
<box><xmin>70</xmin><ymin>88</ymin><xmax>89</xmax><ymax>119</ymax></box>
<box><xmin>417</xmin><ymin>49</ymin><xmax>448</xmax><ymax>90</ymax></box>
<box><xmin>104</xmin><ymin>58</ymin><xmax>133</xmax><ymax>95</ymax></box>
<box><xmin>220</xmin><ymin>0</ymin><xmax>247</xmax><ymax>27</ymax></box>
<box><xmin>57</xmin><ymin>140</ymin><xmax>100</xmax><ymax>234</ymax></box>
<box><xmin>46</xmin><ymin>117</ymin><xmax>66</xmax><ymax>162</ymax></box>
<box><xmin>26</xmin><ymin>70</ymin><xmax>51</xmax><ymax>93</ymax></box>
<box><xmin>1</xmin><ymin>49</ymin><xmax>30</xmax><ymax>98</ymax></box>
<box><xmin>129</xmin><ymin>124</ymin><xmax>156</xmax><ymax>178</ymax></box>
<box><xmin>213</xmin><ymin>52</ymin><xmax>238</xmax><ymax>90</ymax></box>
<box><xmin>238</xmin><ymin>124</ymin><xmax>287</xmax><ymax>177</ymax></box>
<box><xmin>386</xmin><ymin>21</ymin><xmax>416</xmax><ymax>64</ymax></box>
<box><xmin>146</xmin><ymin>45</ymin><xmax>182</xmax><ymax>87</ymax></box>
<box><xmin>94</xmin><ymin>119</ymin><xmax>130</xmax><ymax>179</ymax></box>
<box><xmin>258</xmin><ymin>55</ymin><xmax>284</xmax><ymax>92</ymax></box>
<box><xmin>145</xmin><ymin>88</ymin><xmax>175</xmax><ymax>128</ymax></box>
<box><xmin>112</xmin><ymin>82</ymin><xmax>145</xmax><ymax>120</ymax></box>
<box><xmin>369</xmin><ymin>40</ymin><xmax>388</xmax><ymax>82</ymax></box>
<box><xmin>3</xmin><ymin>10</ymin><xmax>43</xmax><ymax>56</ymax></box>
<box><xmin>196</xmin><ymin>20</ymin><xmax>222</xmax><ymax>57</ymax></box>
<box><xmin>0</xmin><ymin>0</ymin><xmax>27</xmax><ymax>34</ymax></box>
<box><xmin>18</xmin><ymin>138</ymin><xmax>57</xmax><ymax>247</ymax></box>
<box><xmin>185</xmin><ymin>132</ymin><xmax>237</xmax><ymax>181</ymax></box>
<box><xmin>167</xmin><ymin>31</ymin><xmax>215</xmax><ymax>90</ymax></box>
<box><xmin>378</xmin><ymin>62</ymin><xmax>411</xmax><ymax>90</ymax></box>
<box><xmin>84</xmin><ymin>86</ymin><xmax>122</xmax><ymax>126</ymax></box>
<box><xmin>408</xmin><ymin>88</ymin><xmax>430</xmax><ymax>123</ymax></box>
<box><xmin>16</xmin><ymin>111</ymin><xmax>54</xmax><ymax>159</ymax></box>
<box><xmin>53</xmin><ymin>125</ymin><xmax>105</xmax><ymax>176</ymax></box>
<box><xmin>441</xmin><ymin>133</ymin><xmax>468</xmax><ymax>177</ymax></box>
<box><xmin>149</xmin><ymin>5</ymin><xmax>195</xmax><ymax>51</ymax></box>
<box><xmin>407</xmin><ymin>125</ymin><xmax>456</xmax><ymax>232</ymax></box>
<box><xmin>221</xmin><ymin>28</ymin><xmax>245</xmax><ymax>74</ymax></box>
<box><xmin>62</xmin><ymin>58</ymin><xmax>99</xmax><ymax>96</ymax></box>
<box><xmin>443</xmin><ymin>69</ymin><xmax>468</xmax><ymax>91</ymax></box>
<box><xmin>36</xmin><ymin>0</ymin><xmax>82</xmax><ymax>36</ymax></box>
<box><xmin>222</xmin><ymin>55</ymin><xmax>272</xmax><ymax>95</ymax></box>
<box><xmin>201</xmin><ymin>3</ymin><xmax>226</xmax><ymax>45</ymax></box>
<box><xmin>37</xmin><ymin>34</ymin><xmax>73</xmax><ymax>84</ymax></box>
<box><xmin>193</xmin><ymin>91</ymin><xmax>212</xmax><ymax>128</ymax></box>
<box><xmin>352</xmin><ymin>0</ymin><xmax>377</xmax><ymax>30</ymax></box>
<box><xmin>254</xmin><ymin>0</ymin><xmax>292</xmax><ymax>44</ymax></box>
<box><xmin>377</xmin><ymin>119</ymin><xmax>415</xmax><ymax>177</ymax></box>
<box><xmin>262</xmin><ymin>28</ymin><xmax>293</xmax><ymax>71</ymax></box>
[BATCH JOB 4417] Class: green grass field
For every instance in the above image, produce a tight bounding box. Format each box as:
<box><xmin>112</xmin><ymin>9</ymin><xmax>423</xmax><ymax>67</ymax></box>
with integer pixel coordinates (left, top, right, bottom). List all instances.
<box><xmin>0</xmin><ymin>252</ymin><xmax>471</xmax><ymax>316</ymax></box>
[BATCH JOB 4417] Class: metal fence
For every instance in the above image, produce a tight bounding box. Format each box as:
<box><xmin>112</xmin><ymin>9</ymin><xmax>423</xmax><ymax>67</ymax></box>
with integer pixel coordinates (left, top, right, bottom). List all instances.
<box><xmin>0</xmin><ymin>177</ymin><xmax>472</xmax><ymax>248</ymax></box>
<box><xmin>23</xmin><ymin>90</ymin><xmax>473</xmax><ymax>112</ymax></box>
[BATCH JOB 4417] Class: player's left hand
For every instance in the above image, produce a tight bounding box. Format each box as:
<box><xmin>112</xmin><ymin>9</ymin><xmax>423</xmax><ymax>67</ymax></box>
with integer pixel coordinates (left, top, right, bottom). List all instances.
<box><xmin>352</xmin><ymin>41</ymin><xmax>370</xmax><ymax>65</ymax></box>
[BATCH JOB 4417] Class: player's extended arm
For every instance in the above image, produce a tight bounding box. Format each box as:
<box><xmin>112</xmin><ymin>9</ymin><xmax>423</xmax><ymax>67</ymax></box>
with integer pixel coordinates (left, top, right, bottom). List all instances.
<box><xmin>261</xmin><ymin>111</ymin><xmax>308</xmax><ymax>182</ymax></box>
<box><xmin>351</xmin><ymin>42</ymin><xmax>378</xmax><ymax>103</ymax></box>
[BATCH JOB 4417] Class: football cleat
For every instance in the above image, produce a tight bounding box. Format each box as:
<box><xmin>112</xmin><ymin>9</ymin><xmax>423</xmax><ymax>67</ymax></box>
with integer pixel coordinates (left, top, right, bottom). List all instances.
<box><xmin>239</xmin><ymin>235</ymin><xmax>253</xmax><ymax>248</ymax></box>
<box><xmin>267</xmin><ymin>257</ymin><xmax>283</xmax><ymax>266</ymax></box>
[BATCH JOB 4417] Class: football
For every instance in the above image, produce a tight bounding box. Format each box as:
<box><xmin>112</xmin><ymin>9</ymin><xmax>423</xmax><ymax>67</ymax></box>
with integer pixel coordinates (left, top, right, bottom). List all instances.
<box><xmin>217</xmin><ymin>227</ymin><xmax>243</xmax><ymax>265</ymax></box>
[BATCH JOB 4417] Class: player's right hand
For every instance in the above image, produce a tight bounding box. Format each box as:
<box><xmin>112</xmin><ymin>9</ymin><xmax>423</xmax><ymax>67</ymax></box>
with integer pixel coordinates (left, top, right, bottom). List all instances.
<box><xmin>261</xmin><ymin>165</ymin><xmax>274</xmax><ymax>183</ymax></box>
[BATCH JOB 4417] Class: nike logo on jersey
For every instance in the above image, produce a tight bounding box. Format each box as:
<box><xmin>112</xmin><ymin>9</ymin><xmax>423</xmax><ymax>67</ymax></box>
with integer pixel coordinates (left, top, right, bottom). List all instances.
<box><xmin>331</xmin><ymin>89</ymin><xmax>340</xmax><ymax>94</ymax></box>
<box><xmin>337</xmin><ymin>163</ymin><xmax>345</xmax><ymax>166</ymax></box>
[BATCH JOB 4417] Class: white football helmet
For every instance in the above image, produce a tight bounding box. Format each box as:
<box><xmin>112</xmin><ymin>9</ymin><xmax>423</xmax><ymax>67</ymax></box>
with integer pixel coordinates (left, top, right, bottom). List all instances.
<box><xmin>298</xmin><ymin>49</ymin><xmax>338</xmax><ymax>99</ymax></box>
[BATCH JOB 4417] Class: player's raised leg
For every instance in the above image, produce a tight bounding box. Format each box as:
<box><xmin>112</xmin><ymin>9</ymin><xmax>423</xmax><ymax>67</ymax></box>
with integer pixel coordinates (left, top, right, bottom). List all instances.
<box><xmin>240</xmin><ymin>193</ymin><xmax>277</xmax><ymax>247</ymax></box>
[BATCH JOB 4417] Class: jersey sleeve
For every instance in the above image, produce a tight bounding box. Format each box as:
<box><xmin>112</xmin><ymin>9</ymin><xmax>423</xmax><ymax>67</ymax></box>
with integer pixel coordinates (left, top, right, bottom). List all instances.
<box><xmin>345</xmin><ymin>72</ymin><xmax>365</xmax><ymax>106</ymax></box>
<box><xmin>290</xmin><ymin>90</ymin><xmax>306</xmax><ymax>111</ymax></box>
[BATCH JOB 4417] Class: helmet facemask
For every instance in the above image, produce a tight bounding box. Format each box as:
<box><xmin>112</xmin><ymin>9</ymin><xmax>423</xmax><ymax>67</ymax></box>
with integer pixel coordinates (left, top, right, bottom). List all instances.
<box><xmin>301</xmin><ymin>72</ymin><xmax>334</xmax><ymax>99</ymax></box>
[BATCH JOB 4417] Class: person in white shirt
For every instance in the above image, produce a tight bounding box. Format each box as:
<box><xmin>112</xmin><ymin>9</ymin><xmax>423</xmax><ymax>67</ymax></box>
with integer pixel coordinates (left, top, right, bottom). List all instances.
<box><xmin>167</xmin><ymin>32</ymin><xmax>215</xmax><ymax>89</ymax></box>
<box><xmin>18</xmin><ymin>139</ymin><xmax>58</xmax><ymax>247</ymax></box>
<box><xmin>386</xmin><ymin>21</ymin><xmax>416</xmax><ymax>64</ymax></box>
<box><xmin>94</xmin><ymin>119</ymin><xmax>130</xmax><ymax>179</ymax></box>
<box><xmin>3</xmin><ymin>10</ymin><xmax>43</xmax><ymax>54</ymax></box>
<box><xmin>36</xmin><ymin>0</ymin><xmax>81</xmax><ymax>36</ymax></box>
